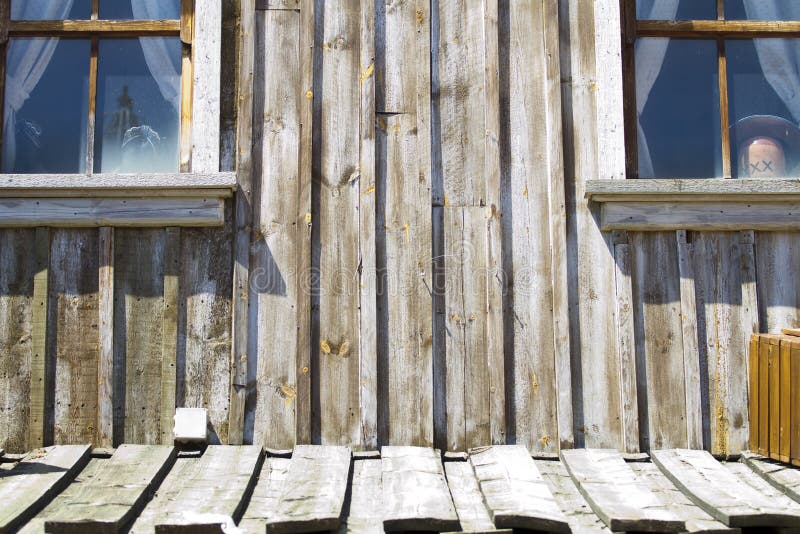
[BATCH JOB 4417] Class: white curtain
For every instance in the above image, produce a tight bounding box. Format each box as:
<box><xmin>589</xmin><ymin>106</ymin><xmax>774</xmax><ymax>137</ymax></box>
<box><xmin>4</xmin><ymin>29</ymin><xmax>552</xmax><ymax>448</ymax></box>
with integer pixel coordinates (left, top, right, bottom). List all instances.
<box><xmin>743</xmin><ymin>1</ymin><xmax>800</xmax><ymax>123</ymax></box>
<box><xmin>131</xmin><ymin>1</ymin><xmax>181</xmax><ymax>112</ymax></box>
<box><xmin>635</xmin><ymin>0</ymin><xmax>680</xmax><ymax>177</ymax></box>
<box><xmin>3</xmin><ymin>0</ymin><xmax>75</xmax><ymax>170</ymax></box>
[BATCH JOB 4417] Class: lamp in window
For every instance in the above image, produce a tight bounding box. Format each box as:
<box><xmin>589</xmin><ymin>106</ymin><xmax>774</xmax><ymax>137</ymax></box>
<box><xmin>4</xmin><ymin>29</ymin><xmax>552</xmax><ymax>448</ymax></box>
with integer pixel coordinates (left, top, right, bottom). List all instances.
<box><xmin>732</xmin><ymin>115</ymin><xmax>800</xmax><ymax>178</ymax></box>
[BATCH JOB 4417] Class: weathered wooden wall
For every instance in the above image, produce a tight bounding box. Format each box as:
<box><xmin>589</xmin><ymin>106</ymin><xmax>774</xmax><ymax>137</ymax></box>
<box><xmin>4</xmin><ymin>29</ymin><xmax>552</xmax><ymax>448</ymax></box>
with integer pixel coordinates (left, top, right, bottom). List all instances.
<box><xmin>1</xmin><ymin>0</ymin><xmax>797</xmax><ymax>456</ymax></box>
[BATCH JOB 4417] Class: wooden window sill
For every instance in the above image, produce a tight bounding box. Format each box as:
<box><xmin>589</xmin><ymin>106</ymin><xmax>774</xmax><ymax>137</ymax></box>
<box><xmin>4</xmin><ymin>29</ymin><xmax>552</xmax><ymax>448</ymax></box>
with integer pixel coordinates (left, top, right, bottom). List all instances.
<box><xmin>0</xmin><ymin>172</ymin><xmax>236</xmax><ymax>227</ymax></box>
<box><xmin>585</xmin><ymin>179</ymin><xmax>800</xmax><ymax>231</ymax></box>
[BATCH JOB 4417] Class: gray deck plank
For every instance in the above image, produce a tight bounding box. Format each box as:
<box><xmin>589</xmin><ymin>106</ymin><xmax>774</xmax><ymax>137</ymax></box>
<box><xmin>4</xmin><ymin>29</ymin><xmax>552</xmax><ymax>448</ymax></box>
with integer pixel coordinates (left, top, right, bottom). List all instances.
<box><xmin>630</xmin><ymin>461</ymin><xmax>738</xmax><ymax>533</ymax></box>
<box><xmin>130</xmin><ymin>445</ymin><xmax>263</xmax><ymax>533</ymax></box>
<box><xmin>238</xmin><ymin>457</ymin><xmax>291</xmax><ymax>534</ymax></box>
<box><xmin>444</xmin><ymin>461</ymin><xmax>501</xmax><ymax>533</ymax></box>
<box><xmin>0</xmin><ymin>445</ymin><xmax>91</xmax><ymax>534</ymax></box>
<box><xmin>41</xmin><ymin>445</ymin><xmax>175</xmax><ymax>533</ymax></box>
<box><xmin>381</xmin><ymin>446</ymin><xmax>459</xmax><ymax>532</ymax></box>
<box><xmin>651</xmin><ymin>449</ymin><xmax>800</xmax><ymax>528</ymax></box>
<box><xmin>266</xmin><ymin>445</ymin><xmax>352</xmax><ymax>534</ymax></box>
<box><xmin>742</xmin><ymin>451</ymin><xmax>800</xmax><ymax>503</ymax></box>
<box><xmin>561</xmin><ymin>449</ymin><xmax>684</xmax><ymax>533</ymax></box>
<box><xmin>339</xmin><ymin>459</ymin><xmax>383</xmax><ymax>534</ymax></box>
<box><xmin>469</xmin><ymin>445</ymin><xmax>568</xmax><ymax>532</ymax></box>
<box><xmin>535</xmin><ymin>459</ymin><xmax>612</xmax><ymax>534</ymax></box>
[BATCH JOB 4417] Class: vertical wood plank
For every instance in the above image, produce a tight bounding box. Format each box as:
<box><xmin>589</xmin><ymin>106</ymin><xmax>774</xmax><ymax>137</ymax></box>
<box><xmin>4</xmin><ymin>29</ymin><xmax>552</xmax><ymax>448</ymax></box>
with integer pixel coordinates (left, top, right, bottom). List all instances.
<box><xmin>613</xmin><ymin>239</ymin><xmax>639</xmax><ymax>453</ymax></box>
<box><xmin>748</xmin><ymin>334</ymin><xmax>759</xmax><ymax>452</ymax></box>
<box><xmin>0</xmin><ymin>230</ymin><xmax>35</xmax><ymax>453</ymax></box>
<box><xmin>740</xmin><ymin>231</ymin><xmax>759</xmax><ymax>337</ymax></box>
<box><xmin>758</xmin><ymin>336</ymin><xmax>770</xmax><ymax>456</ymax></box>
<box><xmin>161</xmin><ymin>228</ymin><xmax>180</xmax><ymax>445</ymax></box>
<box><xmin>97</xmin><ymin>227</ymin><xmax>114</xmax><ymax>448</ymax></box>
<box><xmin>769</xmin><ymin>336</ymin><xmax>780</xmax><ymax>460</ymax></box>
<box><xmin>29</xmin><ymin>228</ymin><xmax>49</xmax><ymax>450</ymax></box>
<box><xmin>780</xmin><ymin>338</ymin><xmax>791</xmax><ymax>462</ymax></box>
<box><xmin>316</xmin><ymin>0</ymin><xmax>372</xmax><ymax>448</ymax></box>
<box><xmin>755</xmin><ymin>233</ymin><xmax>800</xmax><ymax>334</ymax></box>
<box><xmin>191</xmin><ymin>0</ymin><xmax>221</xmax><ymax>173</ymax></box>
<box><xmin>791</xmin><ymin>339</ymin><xmax>800</xmax><ymax>465</ymax></box>
<box><xmin>377</xmin><ymin>0</ymin><xmax>433</xmax><ymax>447</ymax></box>
<box><xmin>677</xmin><ymin>230</ymin><xmax>703</xmax><ymax>450</ymax></box>
<box><xmin>252</xmin><ymin>7</ymin><xmax>302</xmax><ymax>449</ymax></box>
<box><xmin>50</xmin><ymin>229</ymin><xmax>100</xmax><ymax>445</ymax></box>
<box><xmin>115</xmin><ymin>229</ymin><xmax>165</xmax><ymax>445</ymax></box>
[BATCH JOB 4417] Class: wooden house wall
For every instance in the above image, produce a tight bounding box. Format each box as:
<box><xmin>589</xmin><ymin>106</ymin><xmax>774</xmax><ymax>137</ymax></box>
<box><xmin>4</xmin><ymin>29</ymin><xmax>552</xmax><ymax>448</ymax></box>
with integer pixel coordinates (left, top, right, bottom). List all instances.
<box><xmin>1</xmin><ymin>0</ymin><xmax>797</xmax><ymax>456</ymax></box>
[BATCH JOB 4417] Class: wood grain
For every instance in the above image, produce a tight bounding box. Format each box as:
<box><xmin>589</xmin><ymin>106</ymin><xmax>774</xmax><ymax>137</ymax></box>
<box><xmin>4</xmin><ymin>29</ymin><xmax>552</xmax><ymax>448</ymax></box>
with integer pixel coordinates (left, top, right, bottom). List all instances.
<box><xmin>613</xmin><ymin>241</ymin><xmax>639</xmax><ymax>453</ymax></box>
<box><xmin>238</xmin><ymin>457</ymin><xmax>291</xmax><ymax>533</ymax></box>
<box><xmin>97</xmin><ymin>227</ymin><xmax>114</xmax><ymax>448</ymax></box>
<box><xmin>339</xmin><ymin>459</ymin><xmax>383</xmax><ymax>534</ymax></box>
<box><xmin>677</xmin><ymin>230</ymin><xmax>703</xmax><ymax>450</ymax></box>
<box><xmin>29</xmin><ymin>229</ymin><xmax>49</xmax><ymax>450</ymax></box>
<box><xmin>444</xmin><ymin>460</ymin><xmax>497</xmax><ymax>533</ymax></box>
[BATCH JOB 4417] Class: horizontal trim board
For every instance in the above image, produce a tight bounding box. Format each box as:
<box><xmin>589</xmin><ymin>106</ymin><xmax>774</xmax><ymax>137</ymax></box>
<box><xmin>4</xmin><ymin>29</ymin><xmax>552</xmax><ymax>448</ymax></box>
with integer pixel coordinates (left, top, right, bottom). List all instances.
<box><xmin>0</xmin><ymin>173</ymin><xmax>237</xmax><ymax>197</ymax></box>
<box><xmin>601</xmin><ymin>201</ymin><xmax>800</xmax><ymax>231</ymax></box>
<box><xmin>9</xmin><ymin>20</ymin><xmax>181</xmax><ymax>36</ymax></box>
<box><xmin>586</xmin><ymin>179</ymin><xmax>800</xmax><ymax>202</ymax></box>
<box><xmin>0</xmin><ymin>197</ymin><xmax>225</xmax><ymax>227</ymax></box>
<box><xmin>637</xmin><ymin>20</ymin><xmax>800</xmax><ymax>38</ymax></box>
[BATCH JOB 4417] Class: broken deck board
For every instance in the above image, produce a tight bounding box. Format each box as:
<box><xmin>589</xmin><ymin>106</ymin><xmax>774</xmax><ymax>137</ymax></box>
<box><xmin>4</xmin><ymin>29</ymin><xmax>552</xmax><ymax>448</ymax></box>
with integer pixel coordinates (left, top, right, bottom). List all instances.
<box><xmin>41</xmin><ymin>445</ymin><xmax>175</xmax><ymax>533</ymax></box>
<box><xmin>630</xmin><ymin>461</ymin><xmax>737</xmax><ymax>533</ymax></box>
<box><xmin>339</xmin><ymin>459</ymin><xmax>383</xmax><ymax>534</ymax></box>
<box><xmin>651</xmin><ymin>449</ymin><xmax>800</xmax><ymax>527</ymax></box>
<box><xmin>381</xmin><ymin>446</ymin><xmax>459</xmax><ymax>532</ymax></box>
<box><xmin>238</xmin><ymin>457</ymin><xmax>291</xmax><ymax>533</ymax></box>
<box><xmin>444</xmin><ymin>460</ymin><xmax>498</xmax><ymax>533</ymax></box>
<box><xmin>742</xmin><ymin>451</ymin><xmax>800</xmax><ymax>503</ymax></box>
<box><xmin>266</xmin><ymin>445</ymin><xmax>352</xmax><ymax>534</ymax></box>
<box><xmin>130</xmin><ymin>445</ymin><xmax>263</xmax><ymax>533</ymax></box>
<box><xmin>535</xmin><ymin>459</ymin><xmax>611</xmax><ymax>533</ymax></box>
<box><xmin>470</xmin><ymin>445</ymin><xmax>569</xmax><ymax>532</ymax></box>
<box><xmin>0</xmin><ymin>445</ymin><xmax>91</xmax><ymax>534</ymax></box>
<box><xmin>560</xmin><ymin>449</ymin><xmax>684</xmax><ymax>532</ymax></box>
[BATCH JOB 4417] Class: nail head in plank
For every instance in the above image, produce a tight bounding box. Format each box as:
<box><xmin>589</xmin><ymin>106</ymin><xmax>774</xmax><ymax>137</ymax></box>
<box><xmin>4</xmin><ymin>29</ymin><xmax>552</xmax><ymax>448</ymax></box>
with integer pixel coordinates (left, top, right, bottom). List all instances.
<box><xmin>560</xmin><ymin>449</ymin><xmax>684</xmax><ymax>533</ymax></box>
<box><xmin>266</xmin><ymin>445</ymin><xmax>352</xmax><ymax>534</ymax></box>
<box><xmin>651</xmin><ymin>449</ymin><xmax>800</xmax><ymax>527</ymax></box>
<box><xmin>131</xmin><ymin>445</ymin><xmax>263</xmax><ymax>533</ymax></box>
<box><xmin>238</xmin><ymin>457</ymin><xmax>291</xmax><ymax>533</ymax></box>
<box><xmin>340</xmin><ymin>459</ymin><xmax>383</xmax><ymax>534</ymax></box>
<box><xmin>470</xmin><ymin>445</ymin><xmax>569</xmax><ymax>532</ymax></box>
<box><xmin>42</xmin><ymin>445</ymin><xmax>176</xmax><ymax>533</ymax></box>
<box><xmin>0</xmin><ymin>445</ymin><xmax>91</xmax><ymax>534</ymax></box>
<box><xmin>742</xmin><ymin>452</ymin><xmax>800</xmax><ymax>504</ymax></box>
<box><xmin>381</xmin><ymin>446</ymin><xmax>459</xmax><ymax>532</ymax></box>
<box><xmin>444</xmin><ymin>460</ymin><xmax>498</xmax><ymax>533</ymax></box>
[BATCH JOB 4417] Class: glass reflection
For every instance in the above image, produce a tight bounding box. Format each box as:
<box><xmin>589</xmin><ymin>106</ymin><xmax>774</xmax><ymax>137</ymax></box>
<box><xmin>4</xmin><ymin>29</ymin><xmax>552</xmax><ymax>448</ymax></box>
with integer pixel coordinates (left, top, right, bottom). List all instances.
<box><xmin>636</xmin><ymin>38</ymin><xmax>721</xmax><ymax>178</ymax></box>
<box><xmin>11</xmin><ymin>0</ymin><xmax>90</xmax><ymax>20</ymax></box>
<box><xmin>100</xmin><ymin>0</ymin><xmax>180</xmax><ymax>20</ymax></box>
<box><xmin>726</xmin><ymin>0</ymin><xmax>800</xmax><ymax>21</ymax></box>
<box><xmin>95</xmin><ymin>38</ymin><xmax>182</xmax><ymax>173</ymax></box>
<box><xmin>2</xmin><ymin>39</ymin><xmax>90</xmax><ymax>173</ymax></box>
<box><xmin>727</xmin><ymin>39</ymin><xmax>800</xmax><ymax>177</ymax></box>
<box><xmin>637</xmin><ymin>0</ymin><xmax>716</xmax><ymax>21</ymax></box>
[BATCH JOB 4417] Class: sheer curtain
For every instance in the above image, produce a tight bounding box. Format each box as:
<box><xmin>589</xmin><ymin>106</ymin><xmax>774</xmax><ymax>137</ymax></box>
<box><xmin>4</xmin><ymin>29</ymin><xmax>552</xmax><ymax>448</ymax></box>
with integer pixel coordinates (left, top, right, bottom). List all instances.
<box><xmin>743</xmin><ymin>1</ymin><xmax>800</xmax><ymax>124</ymax></box>
<box><xmin>131</xmin><ymin>1</ymin><xmax>181</xmax><ymax>112</ymax></box>
<box><xmin>635</xmin><ymin>0</ymin><xmax>680</xmax><ymax>177</ymax></box>
<box><xmin>3</xmin><ymin>0</ymin><xmax>74</xmax><ymax>170</ymax></box>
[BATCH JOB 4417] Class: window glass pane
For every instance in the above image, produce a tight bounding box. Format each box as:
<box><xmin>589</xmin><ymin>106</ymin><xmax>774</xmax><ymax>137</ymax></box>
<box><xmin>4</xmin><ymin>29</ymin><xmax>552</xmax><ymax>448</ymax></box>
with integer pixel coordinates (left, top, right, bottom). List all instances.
<box><xmin>727</xmin><ymin>39</ymin><xmax>800</xmax><ymax>178</ymax></box>
<box><xmin>636</xmin><ymin>38</ymin><xmax>721</xmax><ymax>178</ymax></box>
<box><xmin>11</xmin><ymin>0</ymin><xmax>90</xmax><ymax>20</ymax></box>
<box><xmin>2</xmin><ymin>39</ymin><xmax>90</xmax><ymax>173</ymax></box>
<box><xmin>637</xmin><ymin>0</ymin><xmax>716</xmax><ymax>20</ymax></box>
<box><xmin>100</xmin><ymin>0</ymin><xmax>180</xmax><ymax>20</ymax></box>
<box><xmin>726</xmin><ymin>0</ymin><xmax>800</xmax><ymax>21</ymax></box>
<box><xmin>95</xmin><ymin>38</ymin><xmax>182</xmax><ymax>173</ymax></box>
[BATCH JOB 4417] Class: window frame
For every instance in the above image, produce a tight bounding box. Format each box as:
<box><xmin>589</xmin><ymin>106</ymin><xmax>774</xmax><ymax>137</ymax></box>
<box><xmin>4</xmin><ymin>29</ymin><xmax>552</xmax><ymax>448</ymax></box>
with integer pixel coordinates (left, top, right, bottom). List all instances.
<box><xmin>0</xmin><ymin>0</ymin><xmax>235</xmax><ymax>228</ymax></box>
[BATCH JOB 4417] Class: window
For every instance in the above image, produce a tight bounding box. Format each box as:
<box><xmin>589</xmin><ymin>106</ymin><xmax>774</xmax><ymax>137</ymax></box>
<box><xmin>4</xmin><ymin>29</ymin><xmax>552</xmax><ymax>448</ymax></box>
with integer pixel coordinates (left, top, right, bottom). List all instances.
<box><xmin>0</xmin><ymin>0</ymin><xmax>190</xmax><ymax>175</ymax></box>
<box><xmin>624</xmin><ymin>0</ymin><xmax>800</xmax><ymax>179</ymax></box>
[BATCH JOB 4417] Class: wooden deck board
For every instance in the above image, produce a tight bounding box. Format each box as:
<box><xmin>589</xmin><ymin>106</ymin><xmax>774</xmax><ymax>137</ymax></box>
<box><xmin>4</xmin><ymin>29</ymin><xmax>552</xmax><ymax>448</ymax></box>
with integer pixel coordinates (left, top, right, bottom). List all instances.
<box><xmin>238</xmin><ymin>457</ymin><xmax>291</xmax><ymax>533</ymax></box>
<box><xmin>470</xmin><ymin>445</ymin><xmax>569</xmax><ymax>532</ymax></box>
<box><xmin>0</xmin><ymin>445</ymin><xmax>91</xmax><ymax>534</ymax></box>
<box><xmin>560</xmin><ymin>449</ymin><xmax>684</xmax><ymax>532</ymax></box>
<box><xmin>339</xmin><ymin>459</ymin><xmax>383</xmax><ymax>534</ymax></box>
<box><xmin>444</xmin><ymin>461</ymin><xmax>498</xmax><ymax>533</ymax></box>
<box><xmin>651</xmin><ymin>449</ymin><xmax>800</xmax><ymax>527</ymax></box>
<box><xmin>535</xmin><ymin>459</ymin><xmax>611</xmax><ymax>533</ymax></box>
<box><xmin>266</xmin><ymin>445</ymin><xmax>352</xmax><ymax>534</ymax></box>
<box><xmin>381</xmin><ymin>446</ymin><xmax>459</xmax><ymax>532</ymax></box>
<box><xmin>130</xmin><ymin>445</ymin><xmax>263</xmax><ymax>533</ymax></box>
<box><xmin>42</xmin><ymin>445</ymin><xmax>175</xmax><ymax>533</ymax></box>
<box><xmin>742</xmin><ymin>451</ymin><xmax>800</xmax><ymax>503</ymax></box>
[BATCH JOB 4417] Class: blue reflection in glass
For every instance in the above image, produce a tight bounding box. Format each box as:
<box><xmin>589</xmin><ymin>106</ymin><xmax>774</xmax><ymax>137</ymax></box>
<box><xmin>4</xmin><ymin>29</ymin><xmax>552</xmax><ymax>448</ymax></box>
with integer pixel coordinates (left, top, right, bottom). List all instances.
<box><xmin>2</xmin><ymin>39</ymin><xmax>90</xmax><ymax>173</ymax></box>
<box><xmin>94</xmin><ymin>38</ymin><xmax>182</xmax><ymax>173</ymax></box>
<box><xmin>726</xmin><ymin>0</ymin><xmax>800</xmax><ymax>21</ymax></box>
<box><xmin>637</xmin><ymin>0</ymin><xmax>716</xmax><ymax>20</ymax></box>
<box><xmin>11</xmin><ymin>0</ymin><xmax>90</xmax><ymax>20</ymax></box>
<box><xmin>101</xmin><ymin>0</ymin><xmax>180</xmax><ymax>20</ymax></box>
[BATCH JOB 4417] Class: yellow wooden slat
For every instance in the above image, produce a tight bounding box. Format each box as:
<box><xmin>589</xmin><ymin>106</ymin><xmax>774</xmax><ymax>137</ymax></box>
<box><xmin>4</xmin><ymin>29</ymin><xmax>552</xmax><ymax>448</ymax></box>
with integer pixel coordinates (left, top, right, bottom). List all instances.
<box><xmin>769</xmin><ymin>337</ymin><xmax>781</xmax><ymax>460</ymax></box>
<box><xmin>780</xmin><ymin>339</ymin><xmax>792</xmax><ymax>462</ymax></box>
<box><xmin>749</xmin><ymin>335</ymin><xmax>759</xmax><ymax>452</ymax></box>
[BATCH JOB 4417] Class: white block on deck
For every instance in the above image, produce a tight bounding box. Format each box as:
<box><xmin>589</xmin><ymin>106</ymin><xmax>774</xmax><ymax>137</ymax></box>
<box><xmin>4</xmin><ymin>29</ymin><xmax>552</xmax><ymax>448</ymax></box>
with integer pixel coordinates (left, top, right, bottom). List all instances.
<box><xmin>173</xmin><ymin>408</ymin><xmax>208</xmax><ymax>443</ymax></box>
